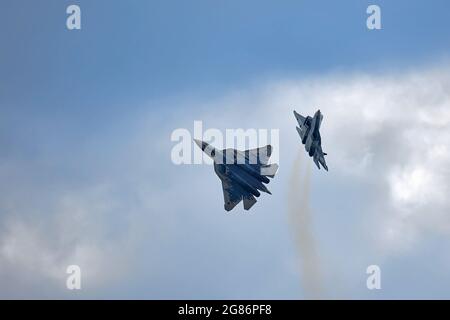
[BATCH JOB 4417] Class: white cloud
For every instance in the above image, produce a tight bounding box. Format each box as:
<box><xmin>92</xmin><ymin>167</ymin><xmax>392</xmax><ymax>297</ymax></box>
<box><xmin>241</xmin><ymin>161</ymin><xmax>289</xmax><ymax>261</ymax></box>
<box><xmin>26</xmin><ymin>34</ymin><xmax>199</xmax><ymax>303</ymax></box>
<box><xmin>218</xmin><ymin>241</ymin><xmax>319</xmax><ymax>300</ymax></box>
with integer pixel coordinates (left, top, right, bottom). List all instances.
<box><xmin>1</xmin><ymin>62</ymin><xmax>450</xmax><ymax>298</ymax></box>
<box><xmin>268</xmin><ymin>66</ymin><xmax>450</xmax><ymax>254</ymax></box>
<box><xmin>173</xmin><ymin>64</ymin><xmax>450</xmax><ymax>254</ymax></box>
<box><xmin>0</xmin><ymin>183</ymin><xmax>138</xmax><ymax>297</ymax></box>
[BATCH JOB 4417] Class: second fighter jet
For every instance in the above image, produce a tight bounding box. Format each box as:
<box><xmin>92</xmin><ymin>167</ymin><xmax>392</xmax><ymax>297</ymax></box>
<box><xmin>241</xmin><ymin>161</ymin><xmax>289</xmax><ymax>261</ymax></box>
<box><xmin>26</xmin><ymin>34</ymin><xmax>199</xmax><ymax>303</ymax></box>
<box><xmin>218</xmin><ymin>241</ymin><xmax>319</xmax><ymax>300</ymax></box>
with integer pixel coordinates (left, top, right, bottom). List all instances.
<box><xmin>293</xmin><ymin>109</ymin><xmax>328</xmax><ymax>171</ymax></box>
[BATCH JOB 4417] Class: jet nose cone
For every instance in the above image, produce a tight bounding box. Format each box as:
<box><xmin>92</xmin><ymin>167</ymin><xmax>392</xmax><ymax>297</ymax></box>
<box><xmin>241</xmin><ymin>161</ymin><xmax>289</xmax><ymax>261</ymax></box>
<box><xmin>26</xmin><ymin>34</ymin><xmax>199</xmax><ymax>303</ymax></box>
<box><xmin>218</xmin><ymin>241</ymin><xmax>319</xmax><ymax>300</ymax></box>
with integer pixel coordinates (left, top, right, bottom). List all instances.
<box><xmin>194</xmin><ymin>139</ymin><xmax>212</xmax><ymax>152</ymax></box>
<box><xmin>194</xmin><ymin>139</ymin><xmax>203</xmax><ymax>150</ymax></box>
<box><xmin>194</xmin><ymin>139</ymin><xmax>216</xmax><ymax>159</ymax></box>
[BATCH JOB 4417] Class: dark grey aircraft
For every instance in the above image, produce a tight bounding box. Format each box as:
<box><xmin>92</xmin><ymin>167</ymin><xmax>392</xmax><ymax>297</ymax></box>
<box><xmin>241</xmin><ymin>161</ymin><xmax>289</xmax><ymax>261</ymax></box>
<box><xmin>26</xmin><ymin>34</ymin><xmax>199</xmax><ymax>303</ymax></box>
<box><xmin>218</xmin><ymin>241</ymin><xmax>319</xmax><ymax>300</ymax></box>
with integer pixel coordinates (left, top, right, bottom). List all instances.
<box><xmin>194</xmin><ymin>139</ymin><xmax>279</xmax><ymax>211</ymax></box>
<box><xmin>293</xmin><ymin>109</ymin><xmax>328</xmax><ymax>171</ymax></box>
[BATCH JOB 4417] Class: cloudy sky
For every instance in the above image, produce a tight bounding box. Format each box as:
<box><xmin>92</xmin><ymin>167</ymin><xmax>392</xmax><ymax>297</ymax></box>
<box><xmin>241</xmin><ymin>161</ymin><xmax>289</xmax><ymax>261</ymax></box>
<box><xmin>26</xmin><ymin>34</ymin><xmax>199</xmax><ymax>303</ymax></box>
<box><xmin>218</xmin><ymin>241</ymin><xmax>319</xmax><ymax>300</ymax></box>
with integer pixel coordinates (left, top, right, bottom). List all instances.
<box><xmin>1</xmin><ymin>0</ymin><xmax>450</xmax><ymax>299</ymax></box>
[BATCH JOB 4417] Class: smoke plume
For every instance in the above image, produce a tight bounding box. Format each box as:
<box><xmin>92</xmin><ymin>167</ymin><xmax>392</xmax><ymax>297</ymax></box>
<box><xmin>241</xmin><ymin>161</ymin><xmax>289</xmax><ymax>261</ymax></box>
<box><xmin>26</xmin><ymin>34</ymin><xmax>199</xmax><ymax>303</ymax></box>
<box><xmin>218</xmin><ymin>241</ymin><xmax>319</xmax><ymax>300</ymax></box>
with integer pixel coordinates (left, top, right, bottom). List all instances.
<box><xmin>288</xmin><ymin>149</ymin><xmax>324</xmax><ymax>299</ymax></box>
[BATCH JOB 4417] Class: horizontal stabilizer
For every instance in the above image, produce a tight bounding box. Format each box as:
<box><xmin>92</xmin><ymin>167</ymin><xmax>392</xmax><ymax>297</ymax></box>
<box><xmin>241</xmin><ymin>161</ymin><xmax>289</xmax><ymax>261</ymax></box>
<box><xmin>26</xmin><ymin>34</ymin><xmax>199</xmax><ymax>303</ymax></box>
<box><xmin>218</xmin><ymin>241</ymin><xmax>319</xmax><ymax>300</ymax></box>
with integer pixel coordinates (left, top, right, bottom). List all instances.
<box><xmin>261</xmin><ymin>163</ymin><xmax>279</xmax><ymax>178</ymax></box>
<box><xmin>222</xmin><ymin>181</ymin><xmax>242</xmax><ymax>211</ymax></box>
<box><xmin>243</xmin><ymin>195</ymin><xmax>257</xmax><ymax>210</ymax></box>
<box><xmin>313</xmin><ymin>157</ymin><xmax>321</xmax><ymax>170</ymax></box>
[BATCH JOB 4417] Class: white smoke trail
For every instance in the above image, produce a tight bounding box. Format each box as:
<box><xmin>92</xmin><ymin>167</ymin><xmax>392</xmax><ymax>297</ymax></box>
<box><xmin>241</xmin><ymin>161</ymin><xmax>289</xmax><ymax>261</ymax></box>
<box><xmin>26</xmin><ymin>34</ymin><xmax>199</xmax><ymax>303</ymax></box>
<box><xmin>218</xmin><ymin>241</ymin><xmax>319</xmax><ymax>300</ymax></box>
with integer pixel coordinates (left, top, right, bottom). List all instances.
<box><xmin>287</xmin><ymin>149</ymin><xmax>325</xmax><ymax>299</ymax></box>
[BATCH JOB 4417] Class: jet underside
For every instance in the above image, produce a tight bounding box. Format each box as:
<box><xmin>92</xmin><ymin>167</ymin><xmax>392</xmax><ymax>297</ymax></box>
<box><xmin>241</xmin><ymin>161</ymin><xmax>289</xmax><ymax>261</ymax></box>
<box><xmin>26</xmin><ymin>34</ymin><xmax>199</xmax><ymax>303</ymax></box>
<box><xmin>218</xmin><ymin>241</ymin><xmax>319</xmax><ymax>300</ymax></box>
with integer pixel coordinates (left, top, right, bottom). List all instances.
<box><xmin>293</xmin><ymin>109</ymin><xmax>328</xmax><ymax>171</ymax></box>
<box><xmin>195</xmin><ymin>140</ymin><xmax>278</xmax><ymax>211</ymax></box>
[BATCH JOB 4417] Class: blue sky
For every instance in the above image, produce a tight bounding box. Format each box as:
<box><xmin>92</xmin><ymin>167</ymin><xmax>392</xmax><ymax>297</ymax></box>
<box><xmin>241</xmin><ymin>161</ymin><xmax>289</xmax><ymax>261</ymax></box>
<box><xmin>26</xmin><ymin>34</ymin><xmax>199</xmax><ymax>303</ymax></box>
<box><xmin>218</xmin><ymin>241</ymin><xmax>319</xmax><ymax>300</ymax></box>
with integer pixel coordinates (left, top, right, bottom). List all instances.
<box><xmin>2</xmin><ymin>0</ymin><xmax>449</xmax><ymax>113</ymax></box>
<box><xmin>1</xmin><ymin>0</ymin><xmax>450</xmax><ymax>299</ymax></box>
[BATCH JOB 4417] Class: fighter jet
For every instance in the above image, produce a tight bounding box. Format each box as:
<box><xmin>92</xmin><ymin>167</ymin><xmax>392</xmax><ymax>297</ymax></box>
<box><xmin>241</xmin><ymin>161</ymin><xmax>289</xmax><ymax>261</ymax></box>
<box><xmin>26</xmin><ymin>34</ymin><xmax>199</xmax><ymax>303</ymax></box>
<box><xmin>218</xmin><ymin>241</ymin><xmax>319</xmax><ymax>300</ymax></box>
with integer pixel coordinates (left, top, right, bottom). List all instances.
<box><xmin>293</xmin><ymin>109</ymin><xmax>328</xmax><ymax>171</ymax></box>
<box><xmin>194</xmin><ymin>139</ymin><xmax>279</xmax><ymax>211</ymax></box>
